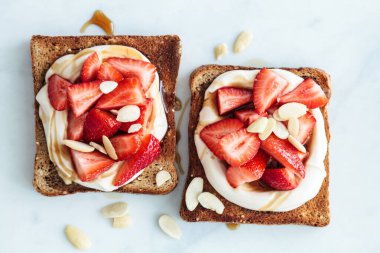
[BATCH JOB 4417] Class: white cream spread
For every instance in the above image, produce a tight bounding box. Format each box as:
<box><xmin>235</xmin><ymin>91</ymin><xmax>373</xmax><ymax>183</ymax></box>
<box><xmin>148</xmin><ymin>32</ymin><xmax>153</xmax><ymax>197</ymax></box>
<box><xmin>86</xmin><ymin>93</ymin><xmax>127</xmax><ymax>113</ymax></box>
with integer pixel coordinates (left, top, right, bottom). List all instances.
<box><xmin>36</xmin><ymin>45</ymin><xmax>168</xmax><ymax>191</ymax></box>
<box><xmin>194</xmin><ymin>70</ymin><xmax>328</xmax><ymax>212</ymax></box>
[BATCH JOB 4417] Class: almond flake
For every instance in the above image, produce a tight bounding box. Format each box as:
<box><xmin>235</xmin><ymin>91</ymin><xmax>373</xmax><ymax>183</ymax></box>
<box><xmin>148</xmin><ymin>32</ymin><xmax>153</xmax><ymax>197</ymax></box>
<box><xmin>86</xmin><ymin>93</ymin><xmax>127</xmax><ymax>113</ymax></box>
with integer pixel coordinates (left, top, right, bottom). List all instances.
<box><xmin>156</xmin><ymin>170</ymin><xmax>172</xmax><ymax>187</ymax></box>
<box><xmin>128</xmin><ymin>123</ymin><xmax>142</xmax><ymax>133</ymax></box>
<box><xmin>273</xmin><ymin>110</ymin><xmax>286</xmax><ymax>121</ymax></box>
<box><xmin>185</xmin><ymin>177</ymin><xmax>204</xmax><ymax>211</ymax></box>
<box><xmin>113</xmin><ymin>215</ymin><xmax>132</xmax><ymax>228</ymax></box>
<box><xmin>158</xmin><ymin>214</ymin><xmax>182</xmax><ymax>239</ymax></box>
<box><xmin>214</xmin><ymin>43</ymin><xmax>228</xmax><ymax>60</ymax></box>
<box><xmin>247</xmin><ymin>117</ymin><xmax>268</xmax><ymax>133</ymax></box>
<box><xmin>273</xmin><ymin>121</ymin><xmax>289</xmax><ymax>139</ymax></box>
<box><xmin>117</xmin><ymin>105</ymin><xmax>140</xmax><ymax>122</ymax></box>
<box><xmin>259</xmin><ymin>118</ymin><xmax>276</xmax><ymax>141</ymax></box>
<box><xmin>89</xmin><ymin>141</ymin><xmax>107</xmax><ymax>154</ymax></box>
<box><xmin>101</xmin><ymin>202</ymin><xmax>128</xmax><ymax>218</ymax></box>
<box><xmin>63</xmin><ymin>140</ymin><xmax>95</xmax><ymax>152</ymax></box>
<box><xmin>110</xmin><ymin>109</ymin><xmax>119</xmax><ymax>115</ymax></box>
<box><xmin>100</xmin><ymin>81</ymin><xmax>118</xmax><ymax>94</ymax></box>
<box><xmin>288</xmin><ymin>117</ymin><xmax>300</xmax><ymax>137</ymax></box>
<box><xmin>233</xmin><ymin>31</ymin><xmax>253</xmax><ymax>53</ymax></box>
<box><xmin>102</xmin><ymin>135</ymin><xmax>118</xmax><ymax>160</ymax></box>
<box><xmin>278</xmin><ymin>102</ymin><xmax>307</xmax><ymax>120</ymax></box>
<box><xmin>288</xmin><ymin>135</ymin><xmax>306</xmax><ymax>153</ymax></box>
<box><xmin>198</xmin><ymin>192</ymin><xmax>225</xmax><ymax>214</ymax></box>
<box><xmin>65</xmin><ymin>225</ymin><xmax>92</xmax><ymax>250</ymax></box>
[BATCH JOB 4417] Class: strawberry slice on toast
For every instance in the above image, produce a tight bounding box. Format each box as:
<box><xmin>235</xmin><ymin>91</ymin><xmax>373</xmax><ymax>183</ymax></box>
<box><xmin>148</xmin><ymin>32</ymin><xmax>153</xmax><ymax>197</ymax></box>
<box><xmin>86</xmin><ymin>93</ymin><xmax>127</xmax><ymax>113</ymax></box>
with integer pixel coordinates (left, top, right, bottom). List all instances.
<box><xmin>111</xmin><ymin>134</ymin><xmax>142</xmax><ymax>160</ymax></box>
<box><xmin>97</xmin><ymin>62</ymin><xmax>124</xmax><ymax>82</ymax></box>
<box><xmin>83</xmin><ymin>109</ymin><xmax>121</xmax><ymax>142</ymax></box>
<box><xmin>297</xmin><ymin>112</ymin><xmax>316</xmax><ymax>144</ymax></box>
<box><xmin>47</xmin><ymin>74</ymin><xmax>72</xmax><ymax>111</ymax></box>
<box><xmin>216</xmin><ymin>87</ymin><xmax>253</xmax><ymax>115</ymax></box>
<box><xmin>67</xmin><ymin>110</ymin><xmax>87</xmax><ymax>141</ymax></box>
<box><xmin>81</xmin><ymin>52</ymin><xmax>101</xmax><ymax>82</ymax></box>
<box><xmin>260</xmin><ymin>167</ymin><xmax>300</xmax><ymax>190</ymax></box>
<box><xmin>234</xmin><ymin>109</ymin><xmax>267</xmax><ymax>126</ymax></box>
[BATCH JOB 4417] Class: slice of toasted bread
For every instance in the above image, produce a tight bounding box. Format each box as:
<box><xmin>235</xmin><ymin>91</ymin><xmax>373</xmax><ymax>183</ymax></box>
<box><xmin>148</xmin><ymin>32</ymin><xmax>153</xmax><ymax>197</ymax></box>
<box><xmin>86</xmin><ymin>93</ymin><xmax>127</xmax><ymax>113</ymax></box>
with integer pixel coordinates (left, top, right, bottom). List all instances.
<box><xmin>180</xmin><ymin>65</ymin><xmax>331</xmax><ymax>227</ymax></box>
<box><xmin>31</xmin><ymin>35</ymin><xmax>181</xmax><ymax>196</ymax></box>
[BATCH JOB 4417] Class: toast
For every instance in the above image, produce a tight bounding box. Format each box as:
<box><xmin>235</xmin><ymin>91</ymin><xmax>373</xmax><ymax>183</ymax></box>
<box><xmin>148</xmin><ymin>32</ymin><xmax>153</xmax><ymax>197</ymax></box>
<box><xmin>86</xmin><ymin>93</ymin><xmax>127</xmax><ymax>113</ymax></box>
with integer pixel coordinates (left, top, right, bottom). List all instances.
<box><xmin>31</xmin><ymin>35</ymin><xmax>181</xmax><ymax>196</ymax></box>
<box><xmin>180</xmin><ymin>65</ymin><xmax>331</xmax><ymax>226</ymax></box>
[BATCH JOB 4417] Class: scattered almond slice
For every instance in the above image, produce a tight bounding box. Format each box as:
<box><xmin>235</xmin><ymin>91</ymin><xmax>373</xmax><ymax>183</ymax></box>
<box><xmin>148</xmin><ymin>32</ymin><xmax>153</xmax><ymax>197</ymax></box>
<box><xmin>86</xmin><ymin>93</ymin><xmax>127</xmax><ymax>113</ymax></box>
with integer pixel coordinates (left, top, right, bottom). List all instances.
<box><xmin>247</xmin><ymin>117</ymin><xmax>268</xmax><ymax>133</ymax></box>
<box><xmin>233</xmin><ymin>31</ymin><xmax>253</xmax><ymax>53</ymax></box>
<box><xmin>102</xmin><ymin>135</ymin><xmax>118</xmax><ymax>160</ymax></box>
<box><xmin>100</xmin><ymin>81</ymin><xmax>118</xmax><ymax>94</ymax></box>
<box><xmin>113</xmin><ymin>215</ymin><xmax>133</xmax><ymax>228</ymax></box>
<box><xmin>63</xmin><ymin>140</ymin><xmax>95</xmax><ymax>153</ymax></box>
<box><xmin>101</xmin><ymin>202</ymin><xmax>129</xmax><ymax>218</ymax></box>
<box><xmin>273</xmin><ymin>121</ymin><xmax>289</xmax><ymax>139</ymax></box>
<box><xmin>288</xmin><ymin>135</ymin><xmax>306</xmax><ymax>153</ymax></box>
<box><xmin>214</xmin><ymin>43</ymin><xmax>228</xmax><ymax>60</ymax></box>
<box><xmin>198</xmin><ymin>192</ymin><xmax>225</xmax><ymax>214</ymax></box>
<box><xmin>89</xmin><ymin>141</ymin><xmax>107</xmax><ymax>154</ymax></box>
<box><xmin>158</xmin><ymin>214</ymin><xmax>182</xmax><ymax>240</ymax></box>
<box><xmin>117</xmin><ymin>105</ymin><xmax>140</xmax><ymax>122</ymax></box>
<box><xmin>185</xmin><ymin>177</ymin><xmax>204</xmax><ymax>211</ymax></box>
<box><xmin>128</xmin><ymin>123</ymin><xmax>142</xmax><ymax>133</ymax></box>
<box><xmin>110</xmin><ymin>109</ymin><xmax>118</xmax><ymax>115</ymax></box>
<box><xmin>273</xmin><ymin>110</ymin><xmax>286</xmax><ymax>121</ymax></box>
<box><xmin>288</xmin><ymin>117</ymin><xmax>300</xmax><ymax>137</ymax></box>
<box><xmin>278</xmin><ymin>102</ymin><xmax>307</xmax><ymax>120</ymax></box>
<box><xmin>259</xmin><ymin>118</ymin><xmax>276</xmax><ymax>141</ymax></box>
<box><xmin>65</xmin><ymin>225</ymin><xmax>92</xmax><ymax>250</ymax></box>
<box><xmin>156</xmin><ymin>170</ymin><xmax>171</xmax><ymax>187</ymax></box>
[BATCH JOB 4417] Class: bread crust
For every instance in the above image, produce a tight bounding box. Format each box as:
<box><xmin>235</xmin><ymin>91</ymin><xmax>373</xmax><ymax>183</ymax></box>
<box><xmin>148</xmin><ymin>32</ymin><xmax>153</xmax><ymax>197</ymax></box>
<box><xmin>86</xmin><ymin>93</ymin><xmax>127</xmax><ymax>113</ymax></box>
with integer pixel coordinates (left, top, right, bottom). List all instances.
<box><xmin>180</xmin><ymin>65</ymin><xmax>331</xmax><ymax>226</ymax></box>
<box><xmin>31</xmin><ymin>35</ymin><xmax>181</xmax><ymax>196</ymax></box>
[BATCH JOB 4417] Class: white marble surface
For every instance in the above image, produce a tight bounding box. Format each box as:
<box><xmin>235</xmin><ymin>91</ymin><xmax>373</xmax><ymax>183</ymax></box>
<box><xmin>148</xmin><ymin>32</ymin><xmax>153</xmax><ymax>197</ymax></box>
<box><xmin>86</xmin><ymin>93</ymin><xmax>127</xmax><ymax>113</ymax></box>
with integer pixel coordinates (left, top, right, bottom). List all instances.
<box><xmin>0</xmin><ymin>0</ymin><xmax>379</xmax><ymax>252</ymax></box>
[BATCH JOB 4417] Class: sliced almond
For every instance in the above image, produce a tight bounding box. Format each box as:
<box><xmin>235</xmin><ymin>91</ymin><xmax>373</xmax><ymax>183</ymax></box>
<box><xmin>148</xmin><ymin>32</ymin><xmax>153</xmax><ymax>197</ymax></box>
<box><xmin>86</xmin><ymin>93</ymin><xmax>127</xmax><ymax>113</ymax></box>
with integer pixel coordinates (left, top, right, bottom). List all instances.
<box><xmin>100</xmin><ymin>81</ymin><xmax>118</xmax><ymax>94</ymax></box>
<box><xmin>273</xmin><ymin>110</ymin><xmax>286</xmax><ymax>121</ymax></box>
<box><xmin>247</xmin><ymin>117</ymin><xmax>268</xmax><ymax>133</ymax></box>
<box><xmin>198</xmin><ymin>192</ymin><xmax>225</xmax><ymax>214</ymax></box>
<box><xmin>273</xmin><ymin>121</ymin><xmax>289</xmax><ymax>139</ymax></box>
<box><xmin>185</xmin><ymin>177</ymin><xmax>204</xmax><ymax>211</ymax></box>
<box><xmin>156</xmin><ymin>170</ymin><xmax>172</xmax><ymax>187</ymax></box>
<box><xmin>63</xmin><ymin>140</ymin><xmax>95</xmax><ymax>153</ymax></box>
<box><xmin>110</xmin><ymin>109</ymin><xmax>119</xmax><ymax>116</ymax></box>
<box><xmin>288</xmin><ymin>117</ymin><xmax>300</xmax><ymax>137</ymax></box>
<box><xmin>278</xmin><ymin>102</ymin><xmax>307</xmax><ymax>120</ymax></box>
<box><xmin>259</xmin><ymin>118</ymin><xmax>276</xmax><ymax>141</ymax></box>
<box><xmin>158</xmin><ymin>214</ymin><xmax>182</xmax><ymax>239</ymax></box>
<box><xmin>128</xmin><ymin>123</ymin><xmax>142</xmax><ymax>133</ymax></box>
<box><xmin>113</xmin><ymin>215</ymin><xmax>132</xmax><ymax>228</ymax></box>
<box><xmin>101</xmin><ymin>202</ymin><xmax>128</xmax><ymax>218</ymax></box>
<box><xmin>214</xmin><ymin>43</ymin><xmax>228</xmax><ymax>61</ymax></box>
<box><xmin>89</xmin><ymin>141</ymin><xmax>107</xmax><ymax>154</ymax></box>
<box><xmin>117</xmin><ymin>105</ymin><xmax>140</xmax><ymax>122</ymax></box>
<box><xmin>288</xmin><ymin>135</ymin><xmax>306</xmax><ymax>153</ymax></box>
<box><xmin>233</xmin><ymin>31</ymin><xmax>253</xmax><ymax>53</ymax></box>
<box><xmin>65</xmin><ymin>225</ymin><xmax>92</xmax><ymax>250</ymax></box>
<box><xmin>102</xmin><ymin>135</ymin><xmax>118</xmax><ymax>160</ymax></box>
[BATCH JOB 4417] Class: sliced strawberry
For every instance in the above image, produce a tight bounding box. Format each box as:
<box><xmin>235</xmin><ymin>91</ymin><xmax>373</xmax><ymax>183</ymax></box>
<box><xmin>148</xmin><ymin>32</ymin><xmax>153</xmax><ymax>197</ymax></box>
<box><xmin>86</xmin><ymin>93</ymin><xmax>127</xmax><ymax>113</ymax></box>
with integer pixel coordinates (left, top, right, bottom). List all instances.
<box><xmin>119</xmin><ymin>100</ymin><xmax>153</xmax><ymax>135</ymax></box>
<box><xmin>218</xmin><ymin>129</ymin><xmax>261</xmax><ymax>167</ymax></box>
<box><xmin>110</xmin><ymin>134</ymin><xmax>142</xmax><ymax>160</ymax></box>
<box><xmin>67</xmin><ymin>110</ymin><xmax>87</xmax><ymax>141</ymax></box>
<box><xmin>95</xmin><ymin>78</ymin><xmax>146</xmax><ymax>110</ymax></box>
<box><xmin>226</xmin><ymin>150</ymin><xmax>269</xmax><ymax>188</ymax></box>
<box><xmin>234</xmin><ymin>109</ymin><xmax>268</xmax><ymax>126</ymax></box>
<box><xmin>200</xmin><ymin>119</ymin><xmax>245</xmax><ymax>159</ymax></box>
<box><xmin>253</xmin><ymin>68</ymin><xmax>288</xmax><ymax>114</ymax></box>
<box><xmin>67</xmin><ymin>80</ymin><xmax>103</xmax><ymax>117</ymax></box>
<box><xmin>261</xmin><ymin>134</ymin><xmax>305</xmax><ymax>178</ymax></box>
<box><xmin>70</xmin><ymin>149</ymin><xmax>114</xmax><ymax>182</ymax></box>
<box><xmin>297</xmin><ymin>112</ymin><xmax>316</xmax><ymax>144</ymax></box>
<box><xmin>216</xmin><ymin>87</ymin><xmax>253</xmax><ymax>115</ymax></box>
<box><xmin>278</xmin><ymin>78</ymin><xmax>328</xmax><ymax>109</ymax></box>
<box><xmin>83</xmin><ymin>109</ymin><xmax>121</xmax><ymax>142</ymax></box>
<box><xmin>80</xmin><ymin>52</ymin><xmax>101</xmax><ymax>82</ymax></box>
<box><xmin>47</xmin><ymin>74</ymin><xmax>72</xmax><ymax>110</ymax></box>
<box><xmin>105</xmin><ymin>57</ymin><xmax>156</xmax><ymax>91</ymax></box>
<box><xmin>97</xmin><ymin>62</ymin><xmax>124</xmax><ymax>82</ymax></box>
<box><xmin>113</xmin><ymin>134</ymin><xmax>160</xmax><ymax>186</ymax></box>
<box><xmin>260</xmin><ymin>167</ymin><xmax>300</xmax><ymax>190</ymax></box>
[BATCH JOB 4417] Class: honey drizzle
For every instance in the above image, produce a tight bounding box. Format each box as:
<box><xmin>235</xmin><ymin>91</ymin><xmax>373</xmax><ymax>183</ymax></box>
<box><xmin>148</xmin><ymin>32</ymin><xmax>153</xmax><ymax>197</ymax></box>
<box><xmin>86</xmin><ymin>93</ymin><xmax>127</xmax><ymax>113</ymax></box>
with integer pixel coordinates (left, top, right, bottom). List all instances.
<box><xmin>226</xmin><ymin>223</ymin><xmax>240</xmax><ymax>230</ymax></box>
<box><xmin>175</xmin><ymin>98</ymin><xmax>190</xmax><ymax>175</ymax></box>
<box><xmin>80</xmin><ymin>10</ymin><xmax>114</xmax><ymax>36</ymax></box>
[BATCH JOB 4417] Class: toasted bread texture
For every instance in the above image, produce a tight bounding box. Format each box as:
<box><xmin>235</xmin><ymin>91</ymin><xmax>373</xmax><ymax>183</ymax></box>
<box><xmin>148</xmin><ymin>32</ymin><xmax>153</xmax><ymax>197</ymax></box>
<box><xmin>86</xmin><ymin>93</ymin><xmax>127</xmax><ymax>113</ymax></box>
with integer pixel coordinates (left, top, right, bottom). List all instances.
<box><xmin>31</xmin><ymin>35</ymin><xmax>181</xmax><ymax>196</ymax></box>
<box><xmin>180</xmin><ymin>65</ymin><xmax>331</xmax><ymax>227</ymax></box>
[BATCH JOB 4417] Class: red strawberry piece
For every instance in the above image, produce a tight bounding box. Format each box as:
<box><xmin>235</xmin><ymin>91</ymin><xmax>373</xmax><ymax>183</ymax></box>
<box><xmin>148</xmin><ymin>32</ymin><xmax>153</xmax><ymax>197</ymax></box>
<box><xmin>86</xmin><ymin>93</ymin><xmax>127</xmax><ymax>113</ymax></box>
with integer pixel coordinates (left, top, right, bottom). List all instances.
<box><xmin>226</xmin><ymin>150</ymin><xmax>269</xmax><ymax>188</ymax></box>
<box><xmin>67</xmin><ymin>110</ymin><xmax>87</xmax><ymax>141</ymax></box>
<box><xmin>113</xmin><ymin>134</ymin><xmax>160</xmax><ymax>186</ymax></box>
<box><xmin>261</xmin><ymin>134</ymin><xmax>305</xmax><ymax>178</ymax></box>
<box><xmin>216</xmin><ymin>87</ymin><xmax>253</xmax><ymax>115</ymax></box>
<box><xmin>253</xmin><ymin>68</ymin><xmax>289</xmax><ymax>114</ymax></box>
<box><xmin>278</xmin><ymin>78</ymin><xmax>328</xmax><ymax>109</ymax></box>
<box><xmin>119</xmin><ymin>100</ymin><xmax>153</xmax><ymax>135</ymax></box>
<box><xmin>70</xmin><ymin>149</ymin><xmax>114</xmax><ymax>182</ymax></box>
<box><xmin>97</xmin><ymin>62</ymin><xmax>124</xmax><ymax>82</ymax></box>
<box><xmin>234</xmin><ymin>109</ymin><xmax>268</xmax><ymax>126</ymax></box>
<box><xmin>80</xmin><ymin>52</ymin><xmax>101</xmax><ymax>82</ymax></box>
<box><xmin>95</xmin><ymin>78</ymin><xmax>146</xmax><ymax>110</ymax></box>
<box><xmin>218</xmin><ymin>129</ymin><xmax>261</xmax><ymax>167</ymax></box>
<box><xmin>67</xmin><ymin>80</ymin><xmax>103</xmax><ymax>117</ymax></box>
<box><xmin>110</xmin><ymin>134</ymin><xmax>142</xmax><ymax>160</ymax></box>
<box><xmin>83</xmin><ymin>109</ymin><xmax>121</xmax><ymax>142</ymax></box>
<box><xmin>200</xmin><ymin>118</ymin><xmax>245</xmax><ymax>159</ymax></box>
<box><xmin>260</xmin><ymin>167</ymin><xmax>300</xmax><ymax>190</ymax></box>
<box><xmin>297</xmin><ymin>112</ymin><xmax>316</xmax><ymax>144</ymax></box>
<box><xmin>47</xmin><ymin>74</ymin><xmax>72</xmax><ymax>110</ymax></box>
<box><xmin>105</xmin><ymin>57</ymin><xmax>156</xmax><ymax>91</ymax></box>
